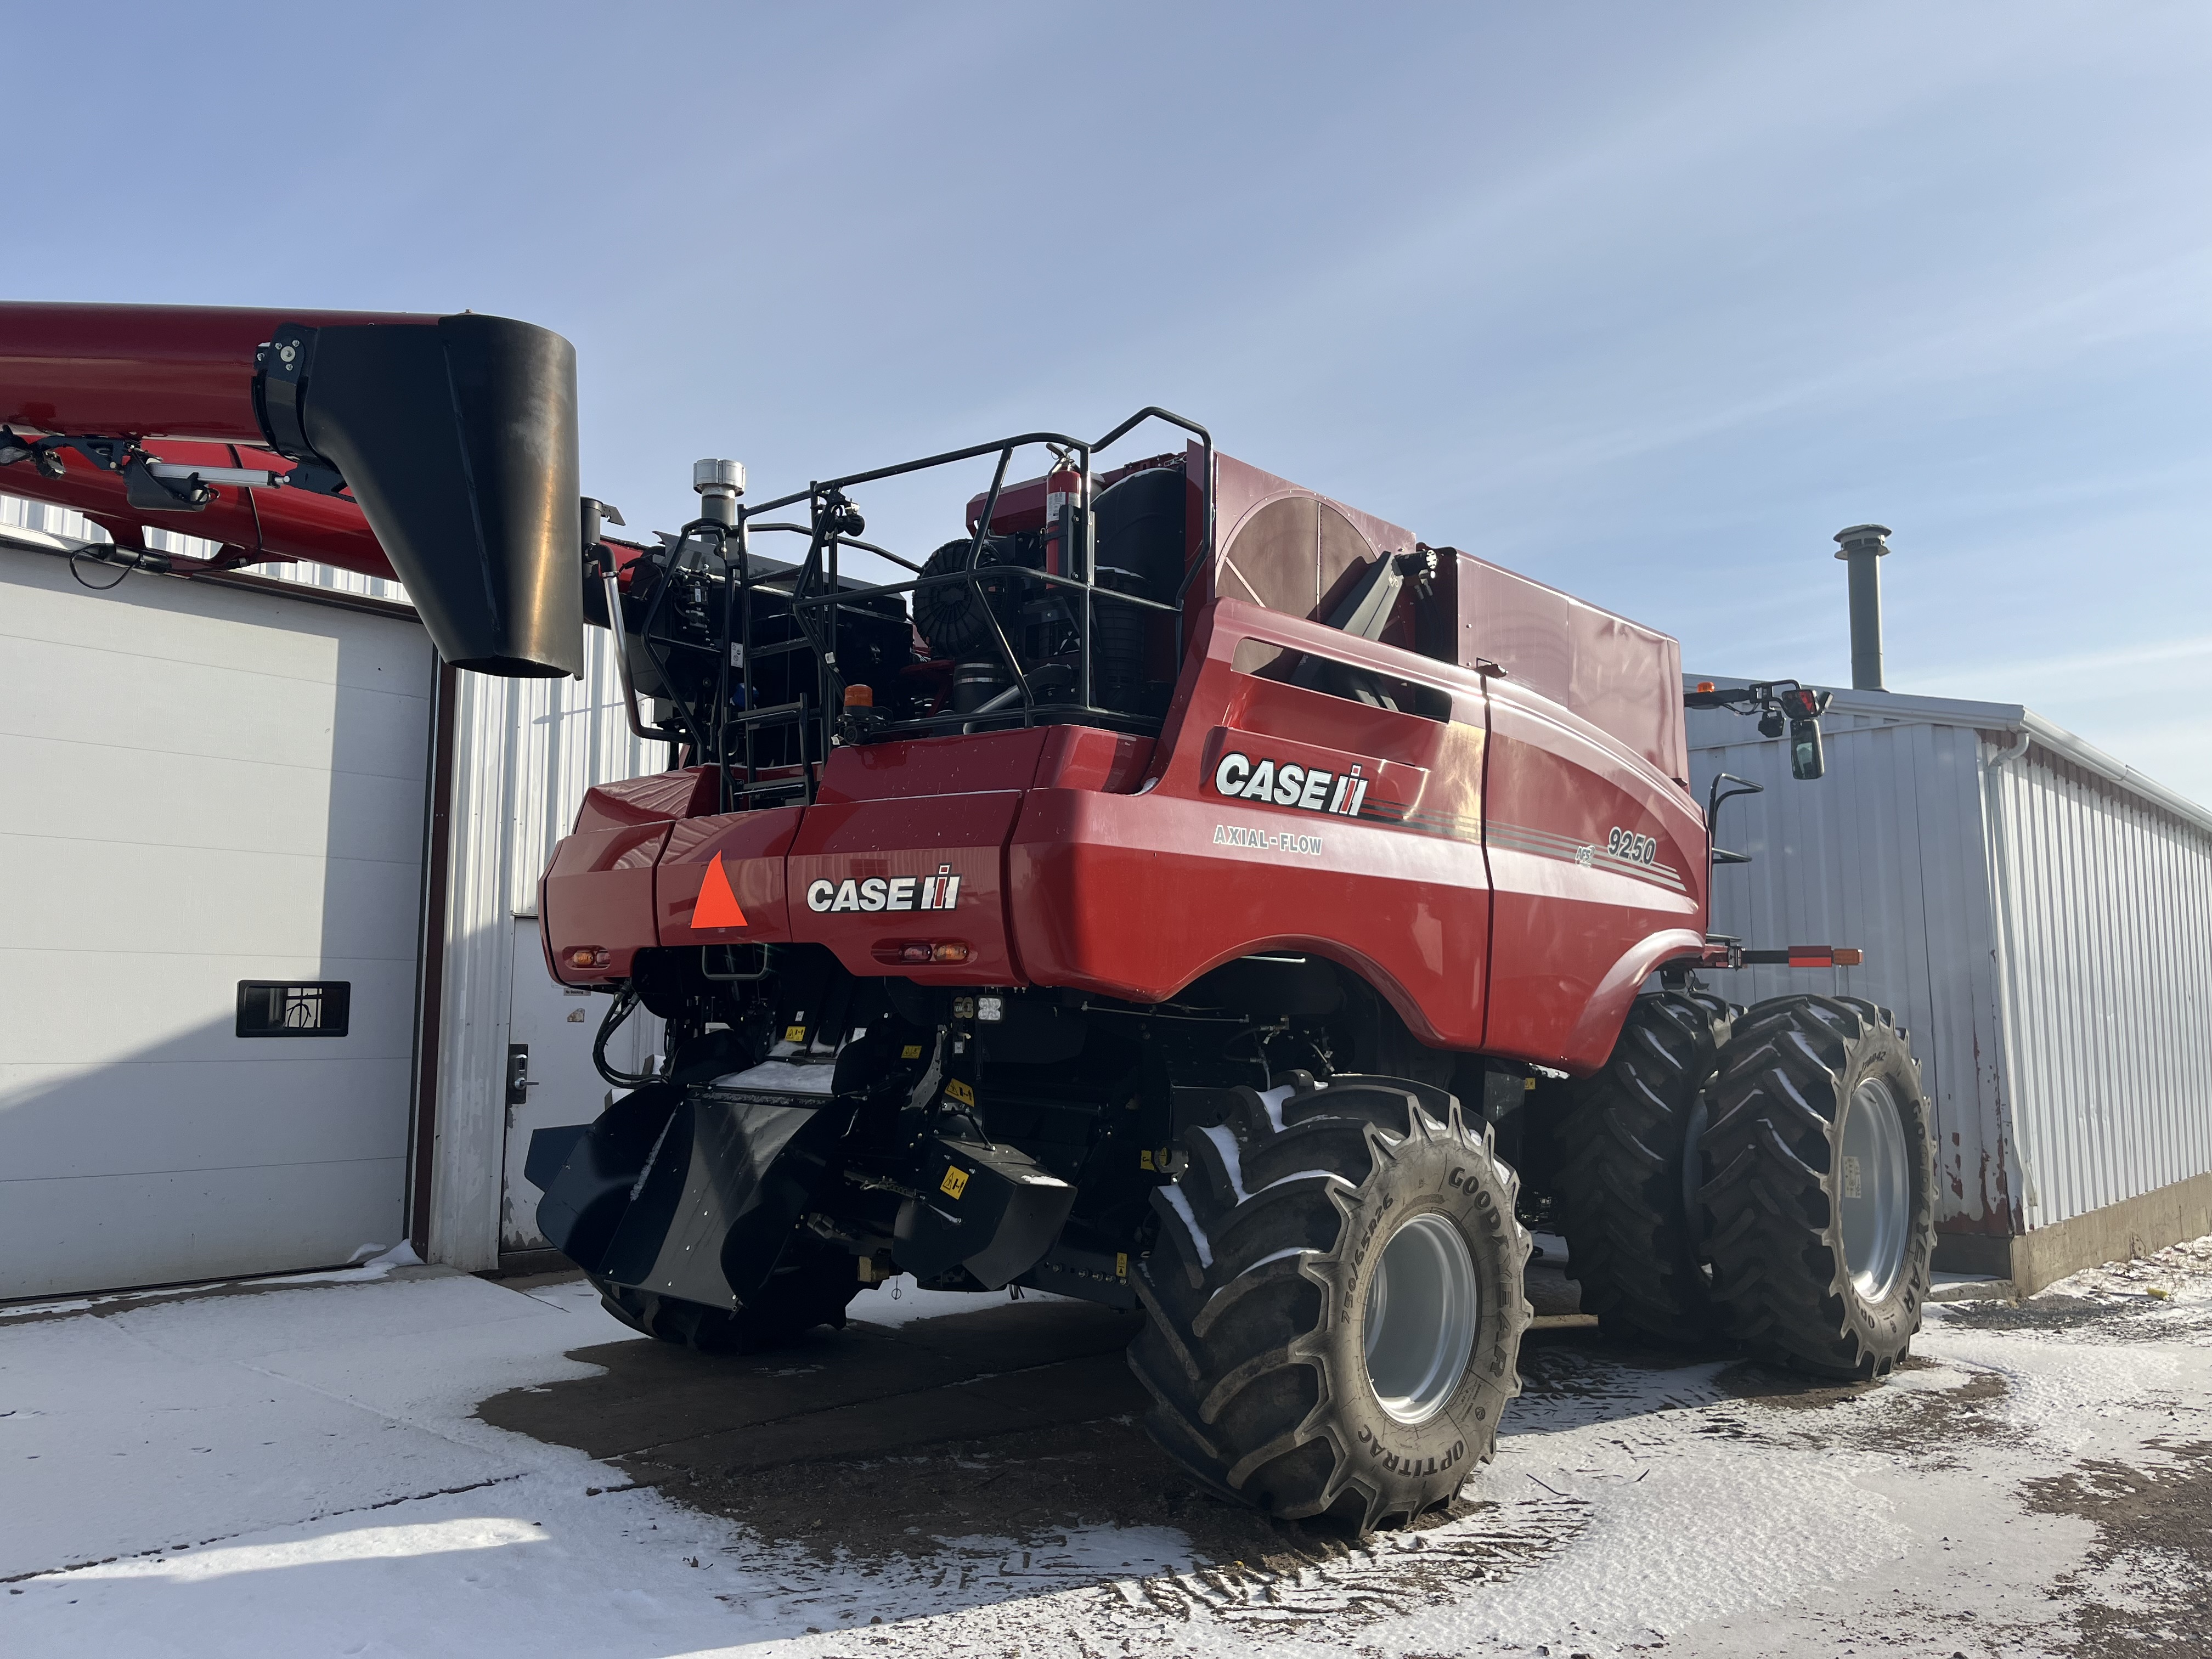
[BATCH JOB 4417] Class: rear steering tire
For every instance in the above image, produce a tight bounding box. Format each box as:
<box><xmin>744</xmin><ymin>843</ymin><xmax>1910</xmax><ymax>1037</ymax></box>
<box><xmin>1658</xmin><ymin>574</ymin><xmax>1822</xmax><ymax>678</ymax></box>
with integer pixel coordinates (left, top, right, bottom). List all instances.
<box><xmin>590</xmin><ymin>1231</ymin><xmax>859</xmax><ymax>1355</ymax></box>
<box><xmin>1698</xmin><ymin>995</ymin><xmax>1936</xmax><ymax>1379</ymax></box>
<box><xmin>1131</xmin><ymin>1073</ymin><xmax>1531</xmax><ymax>1532</ymax></box>
<box><xmin>1550</xmin><ymin>989</ymin><xmax>1735</xmax><ymax>1345</ymax></box>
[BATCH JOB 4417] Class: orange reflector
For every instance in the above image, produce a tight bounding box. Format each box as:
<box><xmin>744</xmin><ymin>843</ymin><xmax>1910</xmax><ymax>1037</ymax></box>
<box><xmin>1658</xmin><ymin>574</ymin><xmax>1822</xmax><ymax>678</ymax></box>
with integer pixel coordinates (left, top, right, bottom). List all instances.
<box><xmin>1833</xmin><ymin>947</ymin><xmax>1864</xmax><ymax>966</ymax></box>
<box><xmin>843</xmin><ymin>684</ymin><xmax>874</xmax><ymax>708</ymax></box>
<box><xmin>567</xmin><ymin>947</ymin><xmax>611</xmax><ymax>968</ymax></box>
<box><xmin>692</xmin><ymin>851</ymin><xmax>748</xmax><ymax>928</ymax></box>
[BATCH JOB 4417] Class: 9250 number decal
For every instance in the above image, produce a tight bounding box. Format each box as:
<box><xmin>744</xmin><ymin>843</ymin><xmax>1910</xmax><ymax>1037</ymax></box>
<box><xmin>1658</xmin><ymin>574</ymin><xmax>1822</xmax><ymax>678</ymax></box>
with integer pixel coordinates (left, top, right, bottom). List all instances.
<box><xmin>1607</xmin><ymin>827</ymin><xmax>1658</xmax><ymax>866</ymax></box>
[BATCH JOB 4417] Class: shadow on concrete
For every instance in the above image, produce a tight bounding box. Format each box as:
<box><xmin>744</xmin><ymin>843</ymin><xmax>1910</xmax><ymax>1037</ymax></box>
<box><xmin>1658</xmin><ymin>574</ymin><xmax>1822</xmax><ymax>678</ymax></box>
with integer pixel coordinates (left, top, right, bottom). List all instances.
<box><xmin>474</xmin><ymin>1270</ymin><xmax>1847</xmax><ymax>1578</ymax></box>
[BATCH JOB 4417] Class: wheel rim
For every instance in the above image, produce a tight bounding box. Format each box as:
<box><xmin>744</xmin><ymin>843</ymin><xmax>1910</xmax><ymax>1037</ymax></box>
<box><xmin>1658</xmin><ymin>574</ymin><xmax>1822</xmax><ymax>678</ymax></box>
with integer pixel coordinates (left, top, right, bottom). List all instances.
<box><xmin>1362</xmin><ymin>1212</ymin><xmax>1480</xmax><ymax>1425</ymax></box>
<box><xmin>1840</xmin><ymin>1075</ymin><xmax>1911</xmax><ymax>1301</ymax></box>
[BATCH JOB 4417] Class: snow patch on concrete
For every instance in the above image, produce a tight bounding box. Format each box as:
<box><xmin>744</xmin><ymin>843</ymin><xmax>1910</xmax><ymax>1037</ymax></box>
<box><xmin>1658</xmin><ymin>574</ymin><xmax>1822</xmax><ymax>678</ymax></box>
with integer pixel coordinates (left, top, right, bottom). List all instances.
<box><xmin>5</xmin><ymin>1238</ymin><xmax>2209</xmax><ymax>1656</ymax></box>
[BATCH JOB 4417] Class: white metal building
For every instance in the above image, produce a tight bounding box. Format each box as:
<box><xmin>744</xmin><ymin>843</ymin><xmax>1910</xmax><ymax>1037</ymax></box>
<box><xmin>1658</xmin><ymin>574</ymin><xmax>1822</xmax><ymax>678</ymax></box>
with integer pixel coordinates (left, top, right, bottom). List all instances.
<box><xmin>1688</xmin><ymin>682</ymin><xmax>2212</xmax><ymax>1290</ymax></box>
<box><xmin>1</xmin><ymin>495</ymin><xmax>657</xmax><ymax>1300</ymax></box>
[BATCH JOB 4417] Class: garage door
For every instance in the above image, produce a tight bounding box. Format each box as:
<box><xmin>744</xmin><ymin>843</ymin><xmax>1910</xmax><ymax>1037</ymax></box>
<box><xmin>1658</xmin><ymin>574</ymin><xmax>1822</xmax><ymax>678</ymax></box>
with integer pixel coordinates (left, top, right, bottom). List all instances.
<box><xmin>0</xmin><ymin>548</ymin><xmax>433</xmax><ymax>1300</ymax></box>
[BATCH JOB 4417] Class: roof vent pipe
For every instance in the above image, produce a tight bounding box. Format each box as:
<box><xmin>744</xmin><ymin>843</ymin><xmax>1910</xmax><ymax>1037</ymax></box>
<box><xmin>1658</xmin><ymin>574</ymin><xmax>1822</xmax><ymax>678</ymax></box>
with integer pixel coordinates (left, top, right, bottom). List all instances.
<box><xmin>1833</xmin><ymin>523</ymin><xmax>1892</xmax><ymax>691</ymax></box>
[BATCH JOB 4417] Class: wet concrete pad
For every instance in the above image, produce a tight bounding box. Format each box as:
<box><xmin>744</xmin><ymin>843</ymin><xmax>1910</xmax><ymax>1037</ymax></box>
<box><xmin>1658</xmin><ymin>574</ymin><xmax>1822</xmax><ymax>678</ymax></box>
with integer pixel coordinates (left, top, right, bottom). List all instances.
<box><xmin>478</xmin><ymin>1299</ymin><xmax>1148</xmax><ymax>1468</ymax></box>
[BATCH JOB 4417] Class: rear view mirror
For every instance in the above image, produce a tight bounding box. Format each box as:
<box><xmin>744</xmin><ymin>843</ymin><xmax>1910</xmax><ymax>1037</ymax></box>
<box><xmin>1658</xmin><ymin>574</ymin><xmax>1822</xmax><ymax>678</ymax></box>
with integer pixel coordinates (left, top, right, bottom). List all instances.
<box><xmin>1683</xmin><ymin>678</ymin><xmax>1831</xmax><ymax>782</ymax></box>
<box><xmin>1790</xmin><ymin>717</ymin><xmax>1826</xmax><ymax>780</ymax></box>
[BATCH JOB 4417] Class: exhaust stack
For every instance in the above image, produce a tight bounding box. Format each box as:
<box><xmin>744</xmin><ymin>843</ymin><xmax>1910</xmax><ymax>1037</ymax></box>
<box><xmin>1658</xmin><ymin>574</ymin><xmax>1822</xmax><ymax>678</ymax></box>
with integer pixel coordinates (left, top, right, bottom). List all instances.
<box><xmin>1832</xmin><ymin>523</ymin><xmax>1892</xmax><ymax>692</ymax></box>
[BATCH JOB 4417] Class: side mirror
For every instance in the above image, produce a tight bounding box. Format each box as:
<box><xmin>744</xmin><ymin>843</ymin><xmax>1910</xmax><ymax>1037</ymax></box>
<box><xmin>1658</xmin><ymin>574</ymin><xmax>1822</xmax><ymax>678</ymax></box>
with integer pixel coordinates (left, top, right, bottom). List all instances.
<box><xmin>1790</xmin><ymin>716</ymin><xmax>1826</xmax><ymax>780</ymax></box>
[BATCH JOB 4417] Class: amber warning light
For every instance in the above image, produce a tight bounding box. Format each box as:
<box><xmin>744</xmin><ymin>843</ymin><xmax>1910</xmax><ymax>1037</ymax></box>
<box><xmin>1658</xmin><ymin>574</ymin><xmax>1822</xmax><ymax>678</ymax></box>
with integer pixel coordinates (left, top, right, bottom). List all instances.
<box><xmin>900</xmin><ymin>943</ymin><xmax>971</xmax><ymax>964</ymax></box>
<box><xmin>568</xmin><ymin>947</ymin><xmax>611</xmax><ymax>968</ymax></box>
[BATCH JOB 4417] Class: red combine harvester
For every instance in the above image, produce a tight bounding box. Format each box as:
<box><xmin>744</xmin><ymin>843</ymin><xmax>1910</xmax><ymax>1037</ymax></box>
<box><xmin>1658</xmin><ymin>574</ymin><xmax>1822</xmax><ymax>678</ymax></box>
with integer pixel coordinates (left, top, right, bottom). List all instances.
<box><xmin>2</xmin><ymin>304</ymin><xmax>1937</xmax><ymax>1530</ymax></box>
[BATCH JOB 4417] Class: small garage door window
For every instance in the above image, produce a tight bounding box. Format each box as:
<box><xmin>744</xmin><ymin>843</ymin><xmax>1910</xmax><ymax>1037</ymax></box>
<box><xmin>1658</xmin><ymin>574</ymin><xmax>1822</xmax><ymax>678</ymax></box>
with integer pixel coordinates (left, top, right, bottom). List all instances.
<box><xmin>236</xmin><ymin>981</ymin><xmax>352</xmax><ymax>1038</ymax></box>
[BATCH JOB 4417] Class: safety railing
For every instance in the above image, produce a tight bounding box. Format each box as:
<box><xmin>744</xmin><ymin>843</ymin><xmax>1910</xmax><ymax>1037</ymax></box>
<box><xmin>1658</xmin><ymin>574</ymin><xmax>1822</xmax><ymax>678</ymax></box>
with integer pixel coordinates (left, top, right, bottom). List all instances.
<box><xmin>625</xmin><ymin>409</ymin><xmax>1215</xmax><ymax>814</ymax></box>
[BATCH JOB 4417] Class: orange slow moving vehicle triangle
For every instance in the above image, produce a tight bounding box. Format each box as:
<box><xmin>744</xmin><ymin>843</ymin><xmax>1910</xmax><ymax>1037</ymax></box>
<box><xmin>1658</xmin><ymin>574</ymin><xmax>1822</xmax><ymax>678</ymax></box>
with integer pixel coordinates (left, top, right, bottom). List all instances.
<box><xmin>693</xmin><ymin>851</ymin><xmax>749</xmax><ymax>928</ymax></box>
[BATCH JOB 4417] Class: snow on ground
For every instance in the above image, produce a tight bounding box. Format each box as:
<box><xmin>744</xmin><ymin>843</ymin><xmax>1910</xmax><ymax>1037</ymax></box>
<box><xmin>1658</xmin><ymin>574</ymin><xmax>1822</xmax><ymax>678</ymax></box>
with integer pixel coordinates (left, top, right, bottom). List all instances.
<box><xmin>4</xmin><ymin>1241</ymin><xmax>2209</xmax><ymax>1658</ymax></box>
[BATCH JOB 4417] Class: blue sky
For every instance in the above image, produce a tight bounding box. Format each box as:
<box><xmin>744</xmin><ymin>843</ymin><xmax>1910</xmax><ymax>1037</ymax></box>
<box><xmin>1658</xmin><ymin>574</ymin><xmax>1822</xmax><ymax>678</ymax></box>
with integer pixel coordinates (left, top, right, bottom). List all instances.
<box><xmin>10</xmin><ymin>3</ymin><xmax>2209</xmax><ymax>798</ymax></box>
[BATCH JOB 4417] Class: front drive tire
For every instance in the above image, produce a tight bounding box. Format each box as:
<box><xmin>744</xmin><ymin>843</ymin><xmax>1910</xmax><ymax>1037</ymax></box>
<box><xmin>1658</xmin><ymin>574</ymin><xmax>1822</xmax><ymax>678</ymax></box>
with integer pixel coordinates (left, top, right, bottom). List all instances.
<box><xmin>1699</xmin><ymin>996</ymin><xmax>1936</xmax><ymax>1379</ymax></box>
<box><xmin>1131</xmin><ymin>1074</ymin><xmax>1532</xmax><ymax>1532</ymax></box>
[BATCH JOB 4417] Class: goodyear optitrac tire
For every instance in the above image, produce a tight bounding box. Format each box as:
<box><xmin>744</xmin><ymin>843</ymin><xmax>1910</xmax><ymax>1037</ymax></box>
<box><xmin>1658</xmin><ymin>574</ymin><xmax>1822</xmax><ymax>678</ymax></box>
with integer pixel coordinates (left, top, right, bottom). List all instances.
<box><xmin>1131</xmin><ymin>1073</ymin><xmax>1532</xmax><ymax>1532</ymax></box>
<box><xmin>1699</xmin><ymin>996</ymin><xmax>1936</xmax><ymax>1379</ymax></box>
<box><xmin>590</xmin><ymin>1231</ymin><xmax>858</xmax><ymax>1356</ymax></box>
<box><xmin>1552</xmin><ymin>989</ymin><xmax>1735</xmax><ymax>1345</ymax></box>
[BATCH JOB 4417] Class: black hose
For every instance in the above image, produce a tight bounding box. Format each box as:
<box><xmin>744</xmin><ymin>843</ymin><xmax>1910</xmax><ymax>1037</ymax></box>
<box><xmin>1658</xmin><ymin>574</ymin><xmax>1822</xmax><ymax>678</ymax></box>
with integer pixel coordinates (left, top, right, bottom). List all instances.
<box><xmin>591</xmin><ymin>985</ymin><xmax>659</xmax><ymax>1089</ymax></box>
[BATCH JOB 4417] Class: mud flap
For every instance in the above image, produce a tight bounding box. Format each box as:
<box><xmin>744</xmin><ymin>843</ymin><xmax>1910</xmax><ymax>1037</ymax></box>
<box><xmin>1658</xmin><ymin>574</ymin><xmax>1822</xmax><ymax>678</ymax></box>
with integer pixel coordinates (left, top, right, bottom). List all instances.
<box><xmin>895</xmin><ymin>1136</ymin><xmax>1076</xmax><ymax>1290</ymax></box>
<box><xmin>529</xmin><ymin>1082</ymin><xmax>850</xmax><ymax>1311</ymax></box>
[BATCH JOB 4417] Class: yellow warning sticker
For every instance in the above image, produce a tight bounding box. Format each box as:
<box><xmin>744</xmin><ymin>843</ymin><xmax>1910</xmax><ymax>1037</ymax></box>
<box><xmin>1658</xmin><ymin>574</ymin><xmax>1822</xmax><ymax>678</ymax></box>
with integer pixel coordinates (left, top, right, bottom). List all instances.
<box><xmin>785</xmin><ymin>1026</ymin><xmax>808</xmax><ymax>1043</ymax></box>
<box><xmin>901</xmin><ymin>1044</ymin><xmax>923</xmax><ymax>1059</ymax></box>
<box><xmin>1115</xmin><ymin>1252</ymin><xmax>1128</xmax><ymax>1278</ymax></box>
<box><xmin>1139</xmin><ymin>1149</ymin><xmax>1155</xmax><ymax>1171</ymax></box>
<box><xmin>940</xmin><ymin>1165</ymin><xmax>970</xmax><ymax>1200</ymax></box>
<box><xmin>944</xmin><ymin>1078</ymin><xmax>976</xmax><ymax>1108</ymax></box>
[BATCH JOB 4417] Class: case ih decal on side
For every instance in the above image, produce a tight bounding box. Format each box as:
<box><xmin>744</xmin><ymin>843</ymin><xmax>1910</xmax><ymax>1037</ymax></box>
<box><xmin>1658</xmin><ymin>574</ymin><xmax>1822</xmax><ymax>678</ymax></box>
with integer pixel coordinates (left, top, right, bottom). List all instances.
<box><xmin>1204</xmin><ymin>730</ymin><xmax>1482</xmax><ymax>844</ymax></box>
<box><xmin>1211</xmin><ymin>749</ymin><xmax>1372</xmax><ymax>817</ymax></box>
<box><xmin>805</xmin><ymin>864</ymin><xmax>963</xmax><ymax>913</ymax></box>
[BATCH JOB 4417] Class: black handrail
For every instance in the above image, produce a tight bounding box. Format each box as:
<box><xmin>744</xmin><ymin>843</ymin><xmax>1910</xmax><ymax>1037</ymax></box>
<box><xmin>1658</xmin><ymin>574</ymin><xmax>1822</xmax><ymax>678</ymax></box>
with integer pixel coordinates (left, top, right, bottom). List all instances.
<box><xmin>623</xmin><ymin>409</ymin><xmax>1214</xmax><ymax>811</ymax></box>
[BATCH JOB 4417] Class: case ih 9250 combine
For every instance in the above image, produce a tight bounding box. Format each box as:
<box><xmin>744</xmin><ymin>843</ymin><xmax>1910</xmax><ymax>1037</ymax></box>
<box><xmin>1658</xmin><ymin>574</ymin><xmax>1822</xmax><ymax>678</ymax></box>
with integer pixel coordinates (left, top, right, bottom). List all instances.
<box><xmin>3</xmin><ymin>304</ymin><xmax>1937</xmax><ymax>1530</ymax></box>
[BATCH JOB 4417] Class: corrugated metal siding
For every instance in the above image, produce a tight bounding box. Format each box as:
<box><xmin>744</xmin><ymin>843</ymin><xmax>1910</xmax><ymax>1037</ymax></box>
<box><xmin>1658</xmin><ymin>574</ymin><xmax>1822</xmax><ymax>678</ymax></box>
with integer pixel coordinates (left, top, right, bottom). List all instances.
<box><xmin>0</xmin><ymin>495</ymin><xmax>95</xmax><ymax>538</ymax></box>
<box><xmin>504</xmin><ymin>624</ymin><xmax>664</xmax><ymax>916</ymax></box>
<box><xmin>145</xmin><ymin>521</ymin><xmax>408</xmax><ymax>605</ymax></box>
<box><xmin>0</xmin><ymin>494</ymin><xmax>407</xmax><ymax>603</ymax></box>
<box><xmin>425</xmin><ymin>626</ymin><xmax>661</xmax><ymax>1270</ymax></box>
<box><xmin>241</xmin><ymin>558</ymin><xmax>408</xmax><ymax>605</ymax></box>
<box><xmin>1988</xmin><ymin>741</ymin><xmax>2212</xmax><ymax>1228</ymax></box>
<box><xmin>1688</xmin><ymin>709</ymin><xmax>2017</xmax><ymax>1233</ymax></box>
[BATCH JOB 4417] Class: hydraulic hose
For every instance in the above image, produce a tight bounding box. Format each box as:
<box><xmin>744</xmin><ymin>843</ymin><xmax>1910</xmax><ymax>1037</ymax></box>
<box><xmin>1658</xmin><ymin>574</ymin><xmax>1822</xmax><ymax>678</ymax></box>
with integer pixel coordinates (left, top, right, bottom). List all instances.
<box><xmin>592</xmin><ymin>985</ymin><xmax>659</xmax><ymax>1089</ymax></box>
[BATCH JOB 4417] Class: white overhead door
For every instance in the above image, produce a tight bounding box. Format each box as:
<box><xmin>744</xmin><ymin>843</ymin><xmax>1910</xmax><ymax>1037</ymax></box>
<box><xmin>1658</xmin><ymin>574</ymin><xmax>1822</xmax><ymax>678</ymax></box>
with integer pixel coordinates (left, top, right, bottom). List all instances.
<box><xmin>0</xmin><ymin>549</ymin><xmax>433</xmax><ymax>1300</ymax></box>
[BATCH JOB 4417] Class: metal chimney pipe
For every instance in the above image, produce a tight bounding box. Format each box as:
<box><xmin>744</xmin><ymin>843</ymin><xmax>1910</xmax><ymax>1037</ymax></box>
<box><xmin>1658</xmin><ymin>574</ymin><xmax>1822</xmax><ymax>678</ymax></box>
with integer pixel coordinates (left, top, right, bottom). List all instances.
<box><xmin>1833</xmin><ymin>523</ymin><xmax>1892</xmax><ymax>691</ymax></box>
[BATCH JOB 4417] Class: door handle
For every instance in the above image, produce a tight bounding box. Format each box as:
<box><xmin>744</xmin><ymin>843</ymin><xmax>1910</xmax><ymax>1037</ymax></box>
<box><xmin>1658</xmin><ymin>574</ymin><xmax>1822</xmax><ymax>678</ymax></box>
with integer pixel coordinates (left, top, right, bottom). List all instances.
<box><xmin>505</xmin><ymin>1043</ymin><xmax>534</xmax><ymax>1107</ymax></box>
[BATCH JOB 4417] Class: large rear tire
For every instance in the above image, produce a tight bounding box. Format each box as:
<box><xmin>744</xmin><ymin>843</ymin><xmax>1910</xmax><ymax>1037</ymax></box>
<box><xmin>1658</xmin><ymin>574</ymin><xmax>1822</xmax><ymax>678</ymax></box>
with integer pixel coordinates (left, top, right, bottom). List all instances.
<box><xmin>1551</xmin><ymin>989</ymin><xmax>1734</xmax><ymax>1344</ymax></box>
<box><xmin>1131</xmin><ymin>1074</ymin><xmax>1531</xmax><ymax>1532</ymax></box>
<box><xmin>1698</xmin><ymin>996</ymin><xmax>1936</xmax><ymax>1379</ymax></box>
<box><xmin>590</xmin><ymin>1230</ymin><xmax>859</xmax><ymax>1355</ymax></box>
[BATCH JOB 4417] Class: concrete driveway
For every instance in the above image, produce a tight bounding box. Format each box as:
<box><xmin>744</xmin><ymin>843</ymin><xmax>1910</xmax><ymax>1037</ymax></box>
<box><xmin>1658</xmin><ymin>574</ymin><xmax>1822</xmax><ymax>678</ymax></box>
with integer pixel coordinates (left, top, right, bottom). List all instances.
<box><xmin>3</xmin><ymin>1238</ymin><xmax>2207</xmax><ymax>1657</ymax></box>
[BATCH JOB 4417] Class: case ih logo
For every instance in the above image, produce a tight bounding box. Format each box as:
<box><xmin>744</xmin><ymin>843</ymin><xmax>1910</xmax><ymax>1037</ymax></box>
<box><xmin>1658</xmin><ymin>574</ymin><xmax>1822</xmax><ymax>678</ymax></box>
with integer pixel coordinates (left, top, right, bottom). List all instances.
<box><xmin>806</xmin><ymin>864</ymin><xmax>963</xmax><ymax>913</ymax></box>
<box><xmin>1211</xmin><ymin>751</ymin><xmax>1372</xmax><ymax>817</ymax></box>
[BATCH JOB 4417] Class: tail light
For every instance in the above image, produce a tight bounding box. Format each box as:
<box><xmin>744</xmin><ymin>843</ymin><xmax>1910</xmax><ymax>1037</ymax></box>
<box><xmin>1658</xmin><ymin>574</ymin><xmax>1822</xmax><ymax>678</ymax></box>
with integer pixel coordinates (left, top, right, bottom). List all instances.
<box><xmin>898</xmin><ymin>942</ymin><xmax>970</xmax><ymax>964</ymax></box>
